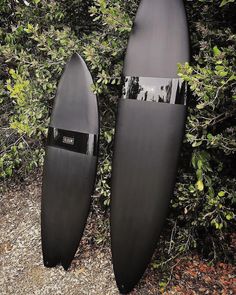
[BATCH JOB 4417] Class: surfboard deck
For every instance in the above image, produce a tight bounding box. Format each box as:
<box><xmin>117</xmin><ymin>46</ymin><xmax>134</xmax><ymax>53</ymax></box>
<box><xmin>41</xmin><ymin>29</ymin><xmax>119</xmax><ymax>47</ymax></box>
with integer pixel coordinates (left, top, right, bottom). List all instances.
<box><xmin>41</xmin><ymin>53</ymin><xmax>99</xmax><ymax>270</ymax></box>
<box><xmin>111</xmin><ymin>0</ymin><xmax>190</xmax><ymax>293</ymax></box>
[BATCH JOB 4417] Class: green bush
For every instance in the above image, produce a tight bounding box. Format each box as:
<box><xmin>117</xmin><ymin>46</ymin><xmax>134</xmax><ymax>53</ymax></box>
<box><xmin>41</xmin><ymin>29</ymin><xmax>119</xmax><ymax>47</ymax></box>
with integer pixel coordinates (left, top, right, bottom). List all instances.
<box><xmin>0</xmin><ymin>0</ymin><xmax>235</xmax><ymax>260</ymax></box>
<box><xmin>0</xmin><ymin>0</ymin><xmax>82</xmax><ymax>179</ymax></box>
<box><xmin>171</xmin><ymin>0</ymin><xmax>236</xmax><ymax>259</ymax></box>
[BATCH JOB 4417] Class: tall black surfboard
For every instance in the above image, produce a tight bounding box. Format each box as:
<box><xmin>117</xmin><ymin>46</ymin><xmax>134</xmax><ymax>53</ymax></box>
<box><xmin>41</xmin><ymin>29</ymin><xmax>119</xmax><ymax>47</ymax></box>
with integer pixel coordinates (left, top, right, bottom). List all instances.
<box><xmin>111</xmin><ymin>0</ymin><xmax>190</xmax><ymax>293</ymax></box>
<box><xmin>41</xmin><ymin>53</ymin><xmax>99</xmax><ymax>270</ymax></box>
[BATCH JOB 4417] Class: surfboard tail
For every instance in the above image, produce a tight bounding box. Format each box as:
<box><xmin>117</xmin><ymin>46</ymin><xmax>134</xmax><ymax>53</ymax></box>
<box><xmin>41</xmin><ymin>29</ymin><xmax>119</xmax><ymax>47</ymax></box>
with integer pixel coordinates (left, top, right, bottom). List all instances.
<box><xmin>41</xmin><ymin>146</ymin><xmax>97</xmax><ymax>269</ymax></box>
<box><xmin>111</xmin><ymin>98</ymin><xmax>186</xmax><ymax>293</ymax></box>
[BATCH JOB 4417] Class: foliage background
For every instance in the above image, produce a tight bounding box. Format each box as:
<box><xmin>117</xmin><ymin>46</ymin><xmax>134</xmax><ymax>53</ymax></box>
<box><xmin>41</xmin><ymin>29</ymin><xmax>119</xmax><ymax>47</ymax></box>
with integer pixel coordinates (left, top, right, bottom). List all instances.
<box><xmin>0</xmin><ymin>0</ymin><xmax>235</xmax><ymax>269</ymax></box>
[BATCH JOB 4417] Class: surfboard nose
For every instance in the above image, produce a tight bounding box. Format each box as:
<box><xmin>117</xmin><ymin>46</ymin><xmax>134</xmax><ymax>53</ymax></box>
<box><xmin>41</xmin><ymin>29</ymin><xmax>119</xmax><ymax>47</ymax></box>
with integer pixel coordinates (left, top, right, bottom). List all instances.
<box><xmin>124</xmin><ymin>0</ymin><xmax>189</xmax><ymax>78</ymax></box>
<box><xmin>50</xmin><ymin>53</ymin><xmax>98</xmax><ymax>134</ymax></box>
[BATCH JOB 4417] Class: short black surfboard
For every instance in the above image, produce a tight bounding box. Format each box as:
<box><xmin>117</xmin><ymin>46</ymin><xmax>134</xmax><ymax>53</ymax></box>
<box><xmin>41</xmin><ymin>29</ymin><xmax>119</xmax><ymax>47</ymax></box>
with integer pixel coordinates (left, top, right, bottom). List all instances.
<box><xmin>111</xmin><ymin>0</ymin><xmax>190</xmax><ymax>293</ymax></box>
<box><xmin>41</xmin><ymin>53</ymin><xmax>99</xmax><ymax>270</ymax></box>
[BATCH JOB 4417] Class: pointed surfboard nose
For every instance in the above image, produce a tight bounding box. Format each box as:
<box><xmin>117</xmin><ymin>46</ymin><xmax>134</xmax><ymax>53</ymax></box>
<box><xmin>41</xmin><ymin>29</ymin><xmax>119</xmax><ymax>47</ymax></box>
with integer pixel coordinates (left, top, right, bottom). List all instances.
<box><xmin>114</xmin><ymin>268</ymin><xmax>144</xmax><ymax>294</ymax></box>
<box><xmin>51</xmin><ymin>52</ymin><xmax>98</xmax><ymax>135</ymax></box>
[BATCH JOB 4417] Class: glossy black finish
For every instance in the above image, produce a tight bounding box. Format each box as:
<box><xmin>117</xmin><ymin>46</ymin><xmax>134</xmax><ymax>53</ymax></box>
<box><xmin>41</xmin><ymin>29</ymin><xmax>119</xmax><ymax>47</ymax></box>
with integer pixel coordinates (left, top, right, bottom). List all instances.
<box><xmin>123</xmin><ymin>76</ymin><xmax>187</xmax><ymax>105</ymax></box>
<box><xmin>111</xmin><ymin>0</ymin><xmax>190</xmax><ymax>293</ymax></box>
<box><xmin>47</xmin><ymin>127</ymin><xmax>98</xmax><ymax>156</ymax></box>
<box><xmin>41</xmin><ymin>53</ymin><xmax>99</xmax><ymax>270</ymax></box>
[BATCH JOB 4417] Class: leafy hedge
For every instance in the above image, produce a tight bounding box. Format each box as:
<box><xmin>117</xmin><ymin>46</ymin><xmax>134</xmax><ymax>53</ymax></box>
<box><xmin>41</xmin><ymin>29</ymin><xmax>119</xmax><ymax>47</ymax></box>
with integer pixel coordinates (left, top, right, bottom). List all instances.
<box><xmin>0</xmin><ymin>0</ymin><xmax>235</xmax><ymax>260</ymax></box>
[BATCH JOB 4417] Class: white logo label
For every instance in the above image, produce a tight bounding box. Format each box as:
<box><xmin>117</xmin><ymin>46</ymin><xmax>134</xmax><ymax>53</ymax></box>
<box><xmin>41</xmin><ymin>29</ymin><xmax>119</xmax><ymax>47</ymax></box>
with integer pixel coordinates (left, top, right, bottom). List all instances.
<box><xmin>62</xmin><ymin>136</ymin><xmax>75</xmax><ymax>145</ymax></box>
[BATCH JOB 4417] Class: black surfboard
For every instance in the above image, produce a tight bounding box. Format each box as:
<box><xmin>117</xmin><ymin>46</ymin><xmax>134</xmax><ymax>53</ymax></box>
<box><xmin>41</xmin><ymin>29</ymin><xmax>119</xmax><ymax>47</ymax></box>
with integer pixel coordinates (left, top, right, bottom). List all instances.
<box><xmin>111</xmin><ymin>0</ymin><xmax>190</xmax><ymax>293</ymax></box>
<box><xmin>41</xmin><ymin>53</ymin><xmax>99</xmax><ymax>270</ymax></box>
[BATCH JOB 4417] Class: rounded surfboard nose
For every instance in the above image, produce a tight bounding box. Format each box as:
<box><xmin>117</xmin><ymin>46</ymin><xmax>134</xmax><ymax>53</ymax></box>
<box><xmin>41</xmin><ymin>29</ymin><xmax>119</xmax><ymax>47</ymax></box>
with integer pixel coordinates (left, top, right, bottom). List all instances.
<box><xmin>41</xmin><ymin>53</ymin><xmax>99</xmax><ymax>270</ymax></box>
<box><xmin>124</xmin><ymin>0</ymin><xmax>189</xmax><ymax>78</ymax></box>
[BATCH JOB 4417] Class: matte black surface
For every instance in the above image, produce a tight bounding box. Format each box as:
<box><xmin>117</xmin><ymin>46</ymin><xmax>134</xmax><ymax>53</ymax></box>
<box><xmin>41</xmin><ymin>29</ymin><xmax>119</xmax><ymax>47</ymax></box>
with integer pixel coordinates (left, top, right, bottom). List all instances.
<box><xmin>124</xmin><ymin>0</ymin><xmax>189</xmax><ymax>78</ymax></box>
<box><xmin>111</xmin><ymin>101</ymin><xmax>186</xmax><ymax>293</ymax></box>
<box><xmin>50</xmin><ymin>54</ymin><xmax>98</xmax><ymax>133</ymax></box>
<box><xmin>111</xmin><ymin>0</ymin><xmax>190</xmax><ymax>293</ymax></box>
<box><xmin>41</xmin><ymin>53</ymin><xmax>99</xmax><ymax>270</ymax></box>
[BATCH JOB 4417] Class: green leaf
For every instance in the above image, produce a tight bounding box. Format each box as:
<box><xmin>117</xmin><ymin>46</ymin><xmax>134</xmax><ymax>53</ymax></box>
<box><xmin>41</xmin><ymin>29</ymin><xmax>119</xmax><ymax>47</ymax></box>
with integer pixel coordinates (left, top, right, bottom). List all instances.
<box><xmin>226</xmin><ymin>212</ymin><xmax>234</xmax><ymax>220</ymax></box>
<box><xmin>213</xmin><ymin>46</ymin><xmax>221</xmax><ymax>57</ymax></box>
<box><xmin>215</xmin><ymin>65</ymin><xmax>224</xmax><ymax>71</ymax></box>
<box><xmin>196</xmin><ymin>169</ymin><xmax>203</xmax><ymax>180</ymax></box>
<box><xmin>207</xmin><ymin>133</ymin><xmax>213</xmax><ymax>140</ymax></box>
<box><xmin>220</xmin><ymin>0</ymin><xmax>235</xmax><ymax>7</ymax></box>
<box><xmin>196</xmin><ymin>180</ymin><xmax>204</xmax><ymax>192</ymax></box>
<box><xmin>218</xmin><ymin>191</ymin><xmax>226</xmax><ymax>197</ymax></box>
<box><xmin>219</xmin><ymin>71</ymin><xmax>228</xmax><ymax>77</ymax></box>
<box><xmin>197</xmin><ymin>160</ymin><xmax>203</xmax><ymax>169</ymax></box>
<box><xmin>6</xmin><ymin>167</ymin><xmax>13</xmax><ymax>176</ymax></box>
<box><xmin>192</xmin><ymin>141</ymin><xmax>202</xmax><ymax>148</ymax></box>
<box><xmin>197</xmin><ymin>103</ymin><xmax>205</xmax><ymax>110</ymax></box>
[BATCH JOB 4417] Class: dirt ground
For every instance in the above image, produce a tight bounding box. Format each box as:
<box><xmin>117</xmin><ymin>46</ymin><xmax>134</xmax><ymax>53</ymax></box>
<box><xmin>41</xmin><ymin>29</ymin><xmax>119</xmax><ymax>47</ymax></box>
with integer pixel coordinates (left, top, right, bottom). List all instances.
<box><xmin>1</xmin><ymin>177</ymin><xmax>235</xmax><ymax>295</ymax></box>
